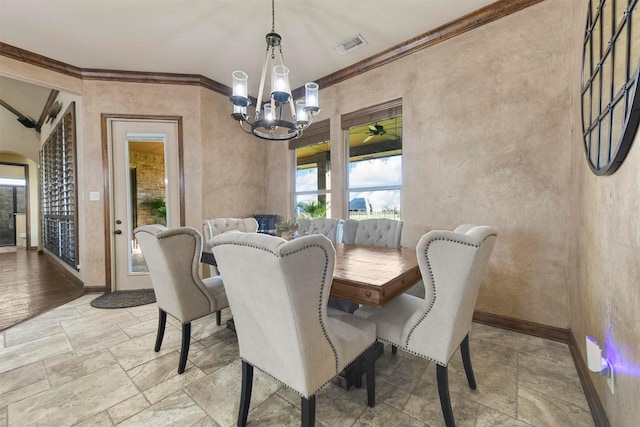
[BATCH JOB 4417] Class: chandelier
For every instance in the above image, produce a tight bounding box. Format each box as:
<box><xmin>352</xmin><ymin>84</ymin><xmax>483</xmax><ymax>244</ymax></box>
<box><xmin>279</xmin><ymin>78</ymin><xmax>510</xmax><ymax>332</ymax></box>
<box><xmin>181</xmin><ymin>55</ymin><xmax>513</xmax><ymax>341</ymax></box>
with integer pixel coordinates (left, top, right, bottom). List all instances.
<box><xmin>229</xmin><ymin>0</ymin><xmax>319</xmax><ymax>140</ymax></box>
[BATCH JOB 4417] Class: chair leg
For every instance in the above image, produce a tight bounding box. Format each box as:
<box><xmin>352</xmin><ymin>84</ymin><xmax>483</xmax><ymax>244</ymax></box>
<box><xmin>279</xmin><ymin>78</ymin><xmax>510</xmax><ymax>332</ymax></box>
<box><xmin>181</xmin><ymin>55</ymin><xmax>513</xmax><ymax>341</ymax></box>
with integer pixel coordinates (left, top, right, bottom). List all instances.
<box><xmin>301</xmin><ymin>395</ymin><xmax>316</xmax><ymax>427</ymax></box>
<box><xmin>178</xmin><ymin>322</ymin><xmax>191</xmax><ymax>374</ymax></box>
<box><xmin>216</xmin><ymin>310</ymin><xmax>222</xmax><ymax>326</ymax></box>
<box><xmin>391</xmin><ymin>345</ymin><xmax>397</xmax><ymax>355</ymax></box>
<box><xmin>436</xmin><ymin>364</ymin><xmax>455</xmax><ymax>427</ymax></box>
<box><xmin>154</xmin><ymin>309</ymin><xmax>167</xmax><ymax>352</ymax></box>
<box><xmin>460</xmin><ymin>333</ymin><xmax>477</xmax><ymax>389</ymax></box>
<box><xmin>354</xmin><ymin>355</ymin><xmax>363</xmax><ymax>389</ymax></box>
<box><xmin>238</xmin><ymin>361</ymin><xmax>254</xmax><ymax>427</ymax></box>
<box><xmin>365</xmin><ymin>345</ymin><xmax>376</xmax><ymax>407</ymax></box>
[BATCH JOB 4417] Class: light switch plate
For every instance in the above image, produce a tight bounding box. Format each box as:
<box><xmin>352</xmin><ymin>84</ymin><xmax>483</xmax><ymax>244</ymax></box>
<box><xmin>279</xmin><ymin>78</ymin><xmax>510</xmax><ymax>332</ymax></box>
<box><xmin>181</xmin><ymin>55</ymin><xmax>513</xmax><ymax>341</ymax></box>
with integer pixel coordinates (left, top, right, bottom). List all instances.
<box><xmin>89</xmin><ymin>191</ymin><xmax>100</xmax><ymax>201</ymax></box>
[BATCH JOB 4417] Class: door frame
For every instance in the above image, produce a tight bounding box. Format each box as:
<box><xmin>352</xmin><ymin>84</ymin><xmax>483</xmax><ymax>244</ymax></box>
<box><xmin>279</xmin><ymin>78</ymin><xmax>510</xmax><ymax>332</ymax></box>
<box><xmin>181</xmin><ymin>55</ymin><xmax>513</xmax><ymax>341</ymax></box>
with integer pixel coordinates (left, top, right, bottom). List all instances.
<box><xmin>100</xmin><ymin>114</ymin><xmax>185</xmax><ymax>293</ymax></box>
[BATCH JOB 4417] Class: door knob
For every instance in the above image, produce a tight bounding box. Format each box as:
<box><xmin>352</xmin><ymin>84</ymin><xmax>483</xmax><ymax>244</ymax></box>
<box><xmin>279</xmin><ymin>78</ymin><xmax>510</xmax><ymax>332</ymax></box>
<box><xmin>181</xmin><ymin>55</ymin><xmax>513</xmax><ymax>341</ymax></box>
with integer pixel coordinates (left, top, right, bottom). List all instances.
<box><xmin>114</xmin><ymin>230</ymin><xmax>122</xmax><ymax>235</ymax></box>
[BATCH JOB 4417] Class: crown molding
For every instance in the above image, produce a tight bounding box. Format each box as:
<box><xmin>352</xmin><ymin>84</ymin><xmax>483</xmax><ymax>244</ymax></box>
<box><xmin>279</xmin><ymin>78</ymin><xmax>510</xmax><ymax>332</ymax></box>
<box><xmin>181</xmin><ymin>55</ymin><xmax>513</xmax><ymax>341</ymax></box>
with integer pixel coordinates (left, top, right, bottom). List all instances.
<box><xmin>292</xmin><ymin>0</ymin><xmax>543</xmax><ymax>98</ymax></box>
<box><xmin>2</xmin><ymin>0</ymin><xmax>542</xmax><ymax>97</ymax></box>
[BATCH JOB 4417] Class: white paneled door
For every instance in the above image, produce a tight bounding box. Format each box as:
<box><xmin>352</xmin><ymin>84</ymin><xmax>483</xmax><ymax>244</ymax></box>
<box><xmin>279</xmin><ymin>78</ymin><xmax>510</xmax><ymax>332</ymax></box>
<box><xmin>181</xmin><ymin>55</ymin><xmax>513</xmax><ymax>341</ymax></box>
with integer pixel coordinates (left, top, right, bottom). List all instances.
<box><xmin>109</xmin><ymin>119</ymin><xmax>180</xmax><ymax>291</ymax></box>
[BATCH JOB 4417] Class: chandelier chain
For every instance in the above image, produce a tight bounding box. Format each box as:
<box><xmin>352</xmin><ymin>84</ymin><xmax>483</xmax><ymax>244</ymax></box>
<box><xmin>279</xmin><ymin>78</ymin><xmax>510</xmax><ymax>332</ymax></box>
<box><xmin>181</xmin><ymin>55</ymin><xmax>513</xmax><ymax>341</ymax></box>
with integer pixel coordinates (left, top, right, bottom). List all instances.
<box><xmin>271</xmin><ymin>0</ymin><xmax>275</xmax><ymax>32</ymax></box>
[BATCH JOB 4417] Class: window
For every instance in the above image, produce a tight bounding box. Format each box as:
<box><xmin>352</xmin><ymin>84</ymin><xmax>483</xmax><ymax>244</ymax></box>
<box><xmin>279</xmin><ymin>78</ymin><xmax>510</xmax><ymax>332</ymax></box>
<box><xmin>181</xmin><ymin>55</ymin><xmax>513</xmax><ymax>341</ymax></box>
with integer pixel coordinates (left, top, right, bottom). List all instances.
<box><xmin>342</xmin><ymin>99</ymin><xmax>402</xmax><ymax>220</ymax></box>
<box><xmin>290</xmin><ymin>120</ymin><xmax>331</xmax><ymax>219</ymax></box>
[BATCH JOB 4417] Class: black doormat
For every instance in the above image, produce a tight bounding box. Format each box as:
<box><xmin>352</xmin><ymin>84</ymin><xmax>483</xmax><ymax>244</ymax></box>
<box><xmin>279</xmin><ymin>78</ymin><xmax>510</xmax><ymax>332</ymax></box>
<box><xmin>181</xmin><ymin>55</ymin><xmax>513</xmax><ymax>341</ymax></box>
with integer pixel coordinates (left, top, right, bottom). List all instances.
<box><xmin>90</xmin><ymin>290</ymin><xmax>156</xmax><ymax>309</ymax></box>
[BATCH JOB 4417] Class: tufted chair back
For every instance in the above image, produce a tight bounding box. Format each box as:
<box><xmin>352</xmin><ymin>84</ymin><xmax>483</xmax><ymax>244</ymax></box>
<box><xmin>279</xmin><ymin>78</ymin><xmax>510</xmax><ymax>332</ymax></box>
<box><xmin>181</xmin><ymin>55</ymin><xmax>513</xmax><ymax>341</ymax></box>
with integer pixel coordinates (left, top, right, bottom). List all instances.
<box><xmin>342</xmin><ymin>218</ymin><xmax>403</xmax><ymax>248</ymax></box>
<box><xmin>297</xmin><ymin>218</ymin><xmax>343</xmax><ymax>243</ymax></box>
<box><xmin>203</xmin><ymin>217</ymin><xmax>259</xmax><ymax>241</ymax></box>
<box><xmin>211</xmin><ymin>231</ymin><xmax>377</xmax><ymax>426</ymax></box>
<box><xmin>202</xmin><ymin>217</ymin><xmax>258</xmax><ymax>275</ymax></box>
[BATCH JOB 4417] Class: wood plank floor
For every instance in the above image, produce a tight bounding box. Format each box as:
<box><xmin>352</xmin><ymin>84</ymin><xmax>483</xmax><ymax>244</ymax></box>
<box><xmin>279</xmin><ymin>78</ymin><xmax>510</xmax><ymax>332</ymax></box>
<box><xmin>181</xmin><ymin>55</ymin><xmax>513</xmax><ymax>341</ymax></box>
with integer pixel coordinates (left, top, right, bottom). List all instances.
<box><xmin>0</xmin><ymin>247</ymin><xmax>84</xmax><ymax>331</ymax></box>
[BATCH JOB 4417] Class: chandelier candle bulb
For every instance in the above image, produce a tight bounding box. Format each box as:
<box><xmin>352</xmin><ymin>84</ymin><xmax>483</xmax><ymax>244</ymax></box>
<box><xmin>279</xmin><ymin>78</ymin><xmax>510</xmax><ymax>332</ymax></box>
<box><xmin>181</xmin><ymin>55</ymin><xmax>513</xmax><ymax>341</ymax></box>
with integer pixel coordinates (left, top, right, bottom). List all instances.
<box><xmin>264</xmin><ymin>103</ymin><xmax>273</xmax><ymax>121</ymax></box>
<box><xmin>230</xmin><ymin>71</ymin><xmax>250</xmax><ymax>107</ymax></box>
<box><xmin>296</xmin><ymin>100</ymin><xmax>308</xmax><ymax>125</ymax></box>
<box><xmin>272</xmin><ymin>65</ymin><xmax>291</xmax><ymax>103</ymax></box>
<box><xmin>304</xmin><ymin>82</ymin><xmax>319</xmax><ymax>112</ymax></box>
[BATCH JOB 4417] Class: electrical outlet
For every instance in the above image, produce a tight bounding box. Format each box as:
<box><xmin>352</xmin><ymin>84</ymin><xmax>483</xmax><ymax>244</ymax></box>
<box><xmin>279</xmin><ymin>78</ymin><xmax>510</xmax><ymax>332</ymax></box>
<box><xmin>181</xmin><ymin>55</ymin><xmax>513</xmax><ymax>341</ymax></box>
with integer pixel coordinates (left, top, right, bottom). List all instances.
<box><xmin>607</xmin><ymin>363</ymin><xmax>615</xmax><ymax>394</ymax></box>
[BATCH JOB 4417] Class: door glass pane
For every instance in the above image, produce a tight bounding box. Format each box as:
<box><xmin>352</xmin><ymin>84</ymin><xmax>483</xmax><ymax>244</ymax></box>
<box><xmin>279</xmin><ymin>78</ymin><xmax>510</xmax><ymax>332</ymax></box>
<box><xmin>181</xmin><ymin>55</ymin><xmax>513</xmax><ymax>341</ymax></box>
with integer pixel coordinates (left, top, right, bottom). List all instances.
<box><xmin>128</xmin><ymin>138</ymin><xmax>167</xmax><ymax>273</ymax></box>
<box><xmin>16</xmin><ymin>186</ymin><xmax>26</xmax><ymax>213</ymax></box>
<box><xmin>0</xmin><ymin>186</ymin><xmax>16</xmax><ymax>246</ymax></box>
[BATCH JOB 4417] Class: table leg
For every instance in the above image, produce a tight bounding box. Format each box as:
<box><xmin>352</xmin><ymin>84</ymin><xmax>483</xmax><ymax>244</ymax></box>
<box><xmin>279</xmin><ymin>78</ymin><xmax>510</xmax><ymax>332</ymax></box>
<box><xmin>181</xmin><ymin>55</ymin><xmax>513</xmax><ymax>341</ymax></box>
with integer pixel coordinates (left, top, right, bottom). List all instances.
<box><xmin>335</xmin><ymin>341</ymin><xmax>384</xmax><ymax>390</ymax></box>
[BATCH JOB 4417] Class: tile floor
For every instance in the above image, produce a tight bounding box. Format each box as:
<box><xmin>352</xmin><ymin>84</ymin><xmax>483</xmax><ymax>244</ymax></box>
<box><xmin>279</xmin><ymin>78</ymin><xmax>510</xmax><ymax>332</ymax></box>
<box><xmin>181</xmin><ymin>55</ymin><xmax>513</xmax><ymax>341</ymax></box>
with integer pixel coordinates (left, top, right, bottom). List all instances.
<box><xmin>0</xmin><ymin>295</ymin><xmax>594</xmax><ymax>426</ymax></box>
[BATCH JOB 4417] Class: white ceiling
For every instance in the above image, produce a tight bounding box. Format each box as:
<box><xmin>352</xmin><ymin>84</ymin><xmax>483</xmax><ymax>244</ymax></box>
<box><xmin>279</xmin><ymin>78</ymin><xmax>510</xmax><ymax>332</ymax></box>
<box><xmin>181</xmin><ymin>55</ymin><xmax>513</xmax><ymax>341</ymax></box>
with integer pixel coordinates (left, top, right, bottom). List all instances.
<box><xmin>1</xmin><ymin>0</ymin><xmax>505</xmax><ymax>150</ymax></box>
<box><xmin>0</xmin><ymin>0</ymin><xmax>497</xmax><ymax>98</ymax></box>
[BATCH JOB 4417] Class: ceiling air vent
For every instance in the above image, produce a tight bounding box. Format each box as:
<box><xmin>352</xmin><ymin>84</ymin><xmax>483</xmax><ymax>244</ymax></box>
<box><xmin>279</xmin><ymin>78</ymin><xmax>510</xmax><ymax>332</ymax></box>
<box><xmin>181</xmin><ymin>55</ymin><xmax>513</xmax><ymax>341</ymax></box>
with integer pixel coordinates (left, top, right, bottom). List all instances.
<box><xmin>335</xmin><ymin>34</ymin><xmax>367</xmax><ymax>55</ymax></box>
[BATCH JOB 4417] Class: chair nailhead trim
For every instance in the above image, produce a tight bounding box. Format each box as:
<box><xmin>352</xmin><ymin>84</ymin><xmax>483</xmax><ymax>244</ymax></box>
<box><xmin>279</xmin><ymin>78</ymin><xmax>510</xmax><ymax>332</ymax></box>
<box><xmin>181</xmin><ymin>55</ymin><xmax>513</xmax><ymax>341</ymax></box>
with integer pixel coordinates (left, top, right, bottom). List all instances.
<box><xmin>241</xmin><ymin>342</ymin><xmax>374</xmax><ymax>398</ymax></box>
<box><xmin>156</xmin><ymin>229</ymin><xmax>211</xmax><ymax>305</ymax></box>
<box><xmin>213</xmin><ymin>241</ymin><xmax>341</xmax><ymax>378</ymax></box>
<box><xmin>404</xmin><ymin>235</ymin><xmax>493</xmax><ymax>347</ymax></box>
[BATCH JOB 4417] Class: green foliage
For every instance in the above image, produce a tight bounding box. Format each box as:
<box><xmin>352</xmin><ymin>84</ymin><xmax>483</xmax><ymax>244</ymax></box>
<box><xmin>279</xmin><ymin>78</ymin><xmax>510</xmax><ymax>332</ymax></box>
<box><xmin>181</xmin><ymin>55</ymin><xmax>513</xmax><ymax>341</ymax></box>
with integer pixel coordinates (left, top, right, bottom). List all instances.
<box><xmin>276</xmin><ymin>219</ymin><xmax>297</xmax><ymax>232</ymax></box>
<box><xmin>141</xmin><ymin>198</ymin><xmax>167</xmax><ymax>225</ymax></box>
<box><xmin>297</xmin><ymin>200</ymin><xmax>327</xmax><ymax>219</ymax></box>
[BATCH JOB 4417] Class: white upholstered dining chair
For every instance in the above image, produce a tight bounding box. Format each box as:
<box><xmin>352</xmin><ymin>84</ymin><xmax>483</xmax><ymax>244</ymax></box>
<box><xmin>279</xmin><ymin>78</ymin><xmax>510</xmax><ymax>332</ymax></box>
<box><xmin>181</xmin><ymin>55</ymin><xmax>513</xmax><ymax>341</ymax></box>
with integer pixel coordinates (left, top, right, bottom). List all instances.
<box><xmin>354</xmin><ymin>225</ymin><xmax>497</xmax><ymax>427</ymax></box>
<box><xmin>202</xmin><ymin>217</ymin><xmax>258</xmax><ymax>274</ymax></box>
<box><xmin>342</xmin><ymin>218</ymin><xmax>403</xmax><ymax>248</ymax></box>
<box><xmin>134</xmin><ymin>225</ymin><xmax>229</xmax><ymax>374</ymax></box>
<box><xmin>297</xmin><ymin>217</ymin><xmax>343</xmax><ymax>242</ymax></box>
<box><xmin>210</xmin><ymin>232</ymin><xmax>377</xmax><ymax>427</ymax></box>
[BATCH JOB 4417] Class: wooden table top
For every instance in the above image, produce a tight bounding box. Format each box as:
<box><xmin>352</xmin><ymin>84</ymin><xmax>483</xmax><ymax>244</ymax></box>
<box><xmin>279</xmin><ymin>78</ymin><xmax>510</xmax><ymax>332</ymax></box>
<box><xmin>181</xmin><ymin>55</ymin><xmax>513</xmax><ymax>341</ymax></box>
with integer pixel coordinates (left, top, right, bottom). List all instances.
<box><xmin>202</xmin><ymin>243</ymin><xmax>422</xmax><ymax>308</ymax></box>
<box><xmin>331</xmin><ymin>243</ymin><xmax>421</xmax><ymax>307</ymax></box>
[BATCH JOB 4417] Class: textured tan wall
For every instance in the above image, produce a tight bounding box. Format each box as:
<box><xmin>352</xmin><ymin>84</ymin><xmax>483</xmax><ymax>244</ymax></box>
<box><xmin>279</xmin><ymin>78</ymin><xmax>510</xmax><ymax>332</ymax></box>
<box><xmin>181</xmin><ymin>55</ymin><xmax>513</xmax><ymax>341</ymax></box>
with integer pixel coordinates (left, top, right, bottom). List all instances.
<box><xmin>200</xmin><ymin>88</ymin><xmax>266</xmax><ymax>219</ymax></box>
<box><xmin>80</xmin><ymin>82</ymin><xmax>266</xmax><ymax>288</ymax></box>
<box><xmin>570</xmin><ymin>1</ymin><xmax>640</xmax><ymax>425</ymax></box>
<box><xmin>80</xmin><ymin>81</ymin><xmax>204</xmax><ymax>287</ymax></box>
<box><xmin>267</xmin><ymin>0</ymin><xmax>575</xmax><ymax>327</ymax></box>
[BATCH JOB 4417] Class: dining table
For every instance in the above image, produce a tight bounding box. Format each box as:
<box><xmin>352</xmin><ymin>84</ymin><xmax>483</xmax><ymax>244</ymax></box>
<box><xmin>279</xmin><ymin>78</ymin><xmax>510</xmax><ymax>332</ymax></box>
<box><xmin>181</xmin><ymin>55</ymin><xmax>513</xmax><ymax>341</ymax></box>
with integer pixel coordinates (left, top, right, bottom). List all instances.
<box><xmin>202</xmin><ymin>242</ymin><xmax>421</xmax><ymax>306</ymax></box>
<box><xmin>330</xmin><ymin>243</ymin><xmax>421</xmax><ymax>307</ymax></box>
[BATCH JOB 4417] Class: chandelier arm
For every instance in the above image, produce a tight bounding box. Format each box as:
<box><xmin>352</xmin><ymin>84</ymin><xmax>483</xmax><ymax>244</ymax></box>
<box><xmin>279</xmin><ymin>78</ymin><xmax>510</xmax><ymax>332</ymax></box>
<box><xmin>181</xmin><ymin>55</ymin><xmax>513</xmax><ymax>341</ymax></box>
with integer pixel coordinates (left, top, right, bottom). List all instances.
<box><xmin>306</xmin><ymin>113</ymin><xmax>315</xmax><ymax>127</ymax></box>
<box><xmin>238</xmin><ymin>120</ymin><xmax>253</xmax><ymax>135</ymax></box>
<box><xmin>256</xmin><ymin>48</ymin><xmax>270</xmax><ymax>119</ymax></box>
<box><xmin>288</xmin><ymin>97</ymin><xmax>296</xmax><ymax>121</ymax></box>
